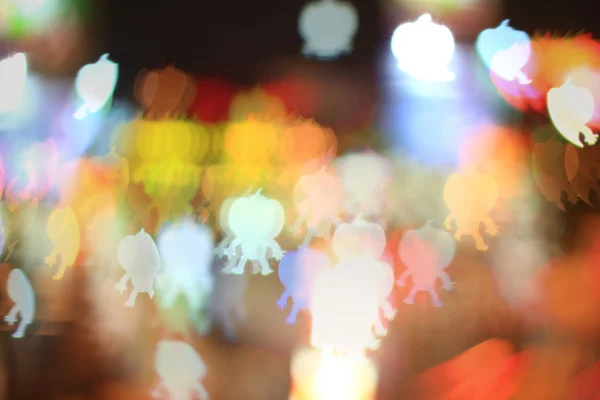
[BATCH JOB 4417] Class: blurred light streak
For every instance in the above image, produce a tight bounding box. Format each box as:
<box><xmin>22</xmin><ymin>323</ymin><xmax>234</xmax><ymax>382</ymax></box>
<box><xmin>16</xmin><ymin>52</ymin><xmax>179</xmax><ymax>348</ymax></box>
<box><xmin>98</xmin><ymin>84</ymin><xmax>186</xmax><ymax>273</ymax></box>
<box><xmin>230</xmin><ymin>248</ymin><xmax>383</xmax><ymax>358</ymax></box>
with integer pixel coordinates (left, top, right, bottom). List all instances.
<box><xmin>4</xmin><ymin>267</ymin><xmax>35</xmax><ymax>338</ymax></box>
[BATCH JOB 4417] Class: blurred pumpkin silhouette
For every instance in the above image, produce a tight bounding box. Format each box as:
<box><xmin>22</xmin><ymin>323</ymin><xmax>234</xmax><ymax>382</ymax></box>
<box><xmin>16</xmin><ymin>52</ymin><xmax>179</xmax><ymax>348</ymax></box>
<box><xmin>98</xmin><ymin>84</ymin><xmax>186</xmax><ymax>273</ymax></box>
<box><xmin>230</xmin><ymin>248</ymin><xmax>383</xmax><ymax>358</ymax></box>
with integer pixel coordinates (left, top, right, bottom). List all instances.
<box><xmin>134</xmin><ymin>65</ymin><xmax>196</xmax><ymax>118</ymax></box>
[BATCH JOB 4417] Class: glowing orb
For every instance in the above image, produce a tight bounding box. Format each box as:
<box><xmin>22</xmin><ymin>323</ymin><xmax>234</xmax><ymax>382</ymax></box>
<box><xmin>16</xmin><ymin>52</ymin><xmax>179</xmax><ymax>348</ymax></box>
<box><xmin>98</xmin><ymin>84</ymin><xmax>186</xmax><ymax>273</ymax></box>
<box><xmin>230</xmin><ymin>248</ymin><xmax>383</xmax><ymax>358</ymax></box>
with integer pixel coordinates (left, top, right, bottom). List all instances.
<box><xmin>0</xmin><ymin>53</ymin><xmax>27</xmax><ymax>114</ymax></box>
<box><xmin>390</xmin><ymin>14</ymin><xmax>455</xmax><ymax>82</ymax></box>
<box><xmin>548</xmin><ymin>79</ymin><xmax>597</xmax><ymax>148</ymax></box>
<box><xmin>476</xmin><ymin>20</ymin><xmax>531</xmax><ymax>84</ymax></box>
<box><xmin>74</xmin><ymin>54</ymin><xmax>119</xmax><ymax>120</ymax></box>
<box><xmin>397</xmin><ymin>223</ymin><xmax>456</xmax><ymax>306</ymax></box>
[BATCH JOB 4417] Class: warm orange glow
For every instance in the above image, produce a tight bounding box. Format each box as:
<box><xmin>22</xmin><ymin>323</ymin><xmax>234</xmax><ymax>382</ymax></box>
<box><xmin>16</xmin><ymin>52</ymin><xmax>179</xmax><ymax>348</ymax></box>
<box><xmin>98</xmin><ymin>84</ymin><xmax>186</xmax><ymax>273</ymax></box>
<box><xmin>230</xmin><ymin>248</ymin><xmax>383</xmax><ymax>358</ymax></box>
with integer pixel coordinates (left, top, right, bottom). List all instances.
<box><xmin>290</xmin><ymin>348</ymin><xmax>378</xmax><ymax>400</ymax></box>
<box><xmin>416</xmin><ymin>340</ymin><xmax>521</xmax><ymax>399</ymax></box>
<box><xmin>278</xmin><ymin>120</ymin><xmax>331</xmax><ymax>164</ymax></box>
<box><xmin>224</xmin><ymin>117</ymin><xmax>279</xmax><ymax>164</ymax></box>
<box><xmin>444</xmin><ymin>169</ymin><xmax>499</xmax><ymax>251</ymax></box>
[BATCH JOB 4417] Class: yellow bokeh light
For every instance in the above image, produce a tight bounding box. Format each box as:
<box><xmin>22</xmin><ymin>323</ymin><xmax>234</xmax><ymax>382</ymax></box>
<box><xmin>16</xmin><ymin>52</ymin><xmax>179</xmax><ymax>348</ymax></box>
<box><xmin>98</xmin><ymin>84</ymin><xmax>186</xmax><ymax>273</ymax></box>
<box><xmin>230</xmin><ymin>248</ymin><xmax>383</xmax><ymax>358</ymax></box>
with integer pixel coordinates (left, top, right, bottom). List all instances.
<box><xmin>224</xmin><ymin>117</ymin><xmax>279</xmax><ymax>164</ymax></box>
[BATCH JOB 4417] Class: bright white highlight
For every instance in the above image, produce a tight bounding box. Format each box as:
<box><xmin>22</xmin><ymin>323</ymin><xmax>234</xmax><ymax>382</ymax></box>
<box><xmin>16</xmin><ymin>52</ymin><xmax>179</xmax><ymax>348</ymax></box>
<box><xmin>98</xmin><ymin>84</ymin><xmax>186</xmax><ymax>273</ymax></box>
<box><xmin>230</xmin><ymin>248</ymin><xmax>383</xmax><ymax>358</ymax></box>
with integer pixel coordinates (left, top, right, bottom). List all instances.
<box><xmin>390</xmin><ymin>14</ymin><xmax>455</xmax><ymax>82</ymax></box>
<box><xmin>548</xmin><ymin>79</ymin><xmax>597</xmax><ymax>148</ymax></box>
<box><xmin>74</xmin><ymin>54</ymin><xmax>119</xmax><ymax>120</ymax></box>
<box><xmin>476</xmin><ymin>20</ymin><xmax>531</xmax><ymax>84</ymax></box>
<box><xmin>299</xmin><ymin>0</ymin><xmax>359</xmax><ymax>60</ymax></box>
<box><xmin>310</xmin><ymin>218</ymin><xmax>394</xmax><ymax>356</ymax></box>
<box><xmin>15</xmin><ymin>0</ymin><xmax>47</xmax><ymax>14</ymax></box>
<box><xmin>0</xmin><ymin>53</ymin><xmax>28</xmax><ymax>114</ymax></box>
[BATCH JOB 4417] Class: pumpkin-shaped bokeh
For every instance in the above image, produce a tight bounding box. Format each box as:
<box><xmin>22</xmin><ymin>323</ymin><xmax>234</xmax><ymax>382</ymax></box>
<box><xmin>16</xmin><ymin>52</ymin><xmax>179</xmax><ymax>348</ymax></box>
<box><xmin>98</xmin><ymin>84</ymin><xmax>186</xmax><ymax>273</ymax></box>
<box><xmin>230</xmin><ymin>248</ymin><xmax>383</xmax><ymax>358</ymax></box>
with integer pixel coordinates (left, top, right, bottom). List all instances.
<box><xmin>491</xmin><ymin>34</ymin><xmax>600</xmax><ymax>126</ymax></box>
<box><xmin>134</xmin><ymin>66</ymin><xmax>197</xmax><ymax>118</ymax></box>
<box><xmin>277</xmin><ymin>119</ymin><xmax>336</xmax><ymax>165</ymax></box>
<box><xmin>135</xmin><ymin>120</ymin><xmax>210</xmax><ymax>165</ymax></box>
<box><xmin>224</xmin><ymin>118</ymin><xmax>279</xmax><ymax>164</ymax></box>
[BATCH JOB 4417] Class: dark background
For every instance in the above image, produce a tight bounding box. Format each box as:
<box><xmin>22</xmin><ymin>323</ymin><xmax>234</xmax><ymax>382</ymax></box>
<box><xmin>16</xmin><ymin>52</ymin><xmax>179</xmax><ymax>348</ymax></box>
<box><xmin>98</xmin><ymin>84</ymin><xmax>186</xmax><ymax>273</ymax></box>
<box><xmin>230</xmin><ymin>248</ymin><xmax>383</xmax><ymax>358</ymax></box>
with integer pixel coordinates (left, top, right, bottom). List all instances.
<box><xmin>99</xmin><ymin>0</ymin><xmax>598</xmax><ymax>100</ymax></box>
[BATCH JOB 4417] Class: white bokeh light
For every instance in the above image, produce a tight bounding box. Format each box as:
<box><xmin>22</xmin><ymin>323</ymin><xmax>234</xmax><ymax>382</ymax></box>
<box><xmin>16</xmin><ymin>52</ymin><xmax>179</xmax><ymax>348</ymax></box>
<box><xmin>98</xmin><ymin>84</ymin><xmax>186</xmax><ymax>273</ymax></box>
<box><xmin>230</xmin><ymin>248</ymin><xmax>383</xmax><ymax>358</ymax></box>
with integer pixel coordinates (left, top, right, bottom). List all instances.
<box><xmin>4</xmin><ymin>268</ymin><xmax>35</xmax><ymax>338</ymax></box>
<box><xmin>547</xmin><ymin>78</ymin><xmax>597</xmax><ymax>148</ymax></box>
<box><xmin>0</xmin><ymin>53</ymin><xmax>28</xmax><ymax>114</ymax></box>
<box><xmin>390</xmin><ymin>14</ymin><xmax>455</xmax><ymax>82</ymax></box>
